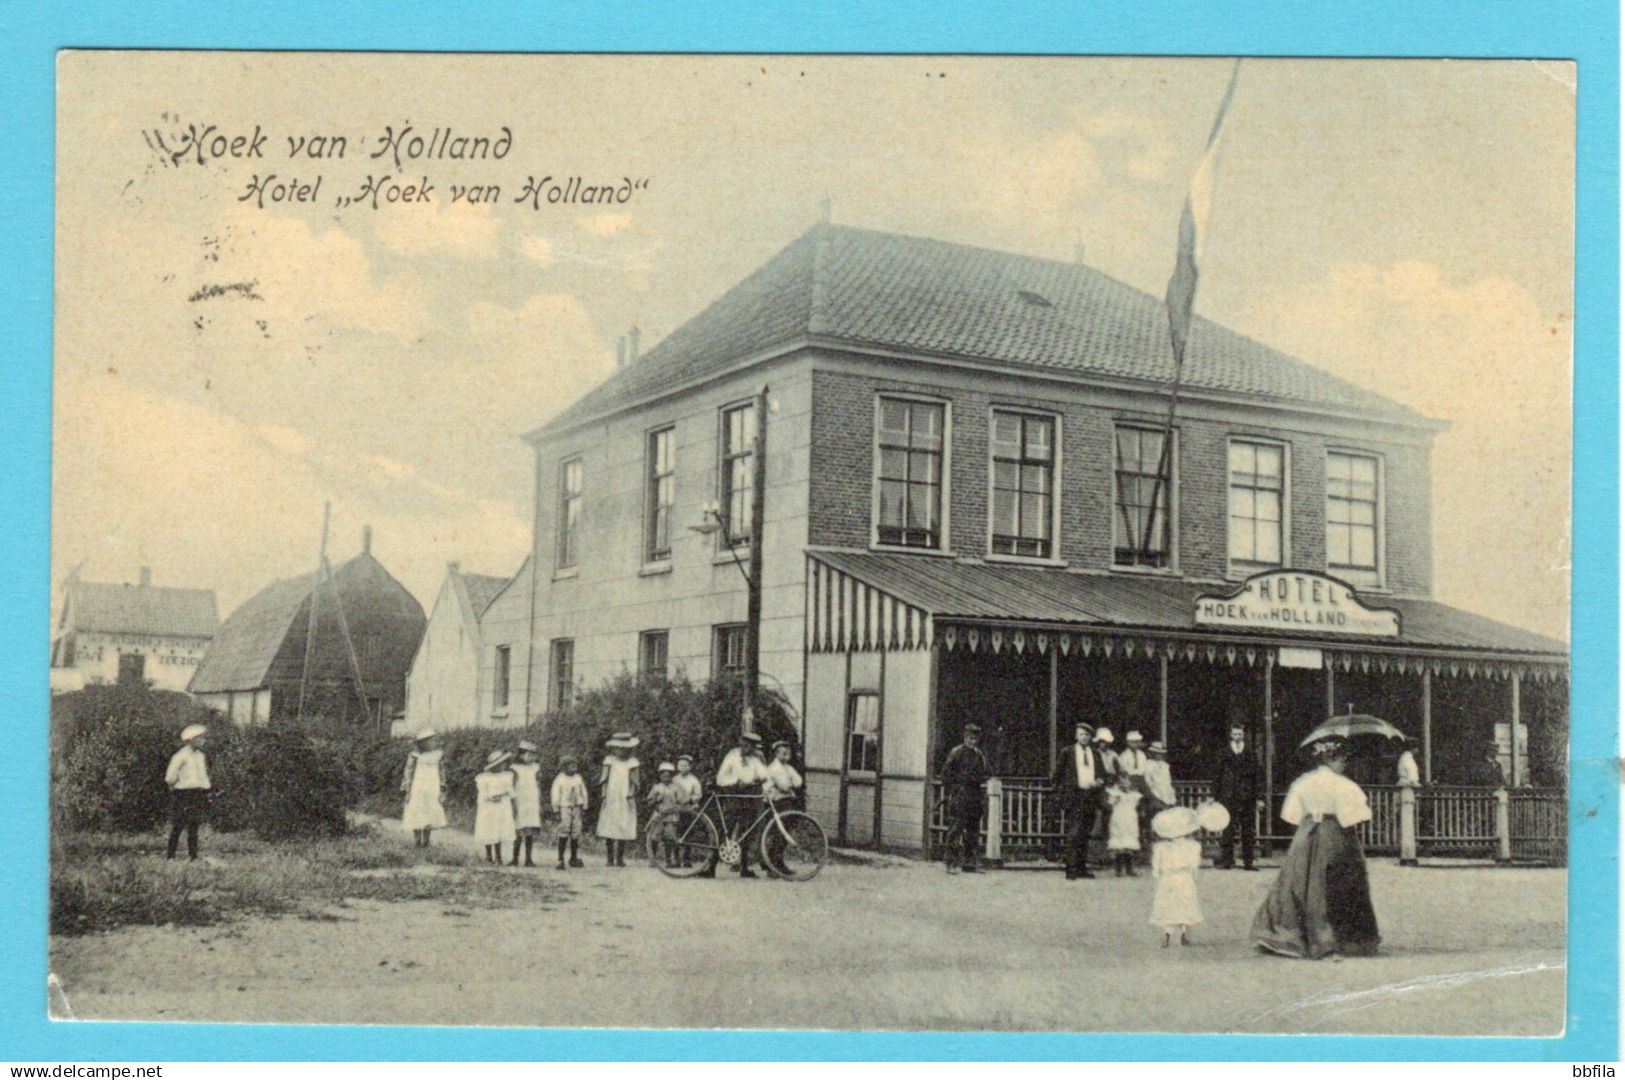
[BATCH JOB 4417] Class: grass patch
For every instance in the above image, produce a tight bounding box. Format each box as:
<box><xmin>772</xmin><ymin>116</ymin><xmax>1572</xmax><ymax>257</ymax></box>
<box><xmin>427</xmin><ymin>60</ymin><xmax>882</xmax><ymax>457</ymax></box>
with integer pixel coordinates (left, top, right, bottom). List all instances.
<box><xmin>51</xmin><ymin>825</ymin><xmax>568</xmax><ymax>936</ymax></box>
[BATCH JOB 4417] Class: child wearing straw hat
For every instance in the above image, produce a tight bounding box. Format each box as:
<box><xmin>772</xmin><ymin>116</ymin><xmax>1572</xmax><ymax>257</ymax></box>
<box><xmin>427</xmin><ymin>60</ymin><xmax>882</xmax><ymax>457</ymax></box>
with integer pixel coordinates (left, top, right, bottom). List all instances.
<box><xmin>401</xmin><ymin>729</ymin><xmax>446</xmax><ymax>848</ymax></box>
<box><xmin>550</xmin><ymin>754</ymin><xmax>589</xmax><ymax>869</ymax></box>
<box><xmin>596</xmin><ymin>733</ymin><xmax>641</xmax><ymax>867</ymax></box>
<box><xmin>164</xmin><ymin>724</ymin><xmax>212</xmax><ymax>861</ymax></box>
<box><xmin>474</xmin><ymin>749</ymin><xmax>517</xmax><ymax>864</ymax></box>
<box><xmin>509</xmin><ymin>740</ymin><xmax>543</xmax><ymax>867</ymax></box>
<box><xmin>1149</xmin><ymin>805</ymin><xmax>1205</xmax><ymax>947</ymax></box>
<box><xmin>646</xmin><ymin>762</ymin><xmax>682</xmax><ymax>867</ymax></box>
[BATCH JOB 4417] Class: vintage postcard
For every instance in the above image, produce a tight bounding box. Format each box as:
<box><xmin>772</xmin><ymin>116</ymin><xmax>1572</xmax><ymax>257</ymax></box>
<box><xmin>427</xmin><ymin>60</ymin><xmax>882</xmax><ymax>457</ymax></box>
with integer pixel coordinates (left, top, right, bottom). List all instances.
<box><xmin>48</xmin><ymin>52</ymin><xmax>1573</xmax><ymax>1036</ymax></box>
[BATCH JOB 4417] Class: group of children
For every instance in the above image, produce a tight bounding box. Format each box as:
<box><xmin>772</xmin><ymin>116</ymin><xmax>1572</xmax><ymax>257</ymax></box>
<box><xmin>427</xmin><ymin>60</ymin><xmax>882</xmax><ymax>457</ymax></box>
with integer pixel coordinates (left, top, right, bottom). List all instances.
<box><xmin>400</xmin><ymin>727</ymin><xmax>712</xmax><ymax>869</ymax></box>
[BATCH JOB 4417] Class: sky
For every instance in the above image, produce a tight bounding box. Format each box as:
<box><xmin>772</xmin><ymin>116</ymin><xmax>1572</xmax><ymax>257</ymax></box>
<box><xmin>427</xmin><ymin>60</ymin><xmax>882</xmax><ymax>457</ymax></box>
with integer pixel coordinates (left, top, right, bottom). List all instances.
<box><xmin>53</xmin><ymin>54</ymin><xmax>1574</xmax><ymax>640</ymax></box>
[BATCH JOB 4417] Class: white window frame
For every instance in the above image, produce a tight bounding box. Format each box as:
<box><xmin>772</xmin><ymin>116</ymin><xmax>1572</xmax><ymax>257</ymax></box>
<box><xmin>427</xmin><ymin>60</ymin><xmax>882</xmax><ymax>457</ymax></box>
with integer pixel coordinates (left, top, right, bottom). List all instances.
<box><xmin>638</xmin><ymin>629</ymin><xmax>669</xmax><ymax>681</ymax></box>
<box><xmin>550</xmin><ymin>638</ymin><xmax>575</xmax><ymax>711</ymax></box>
<box><xmin>643</xmin><ymin>425</ymin><xmax>676</xmax><ymax>565</ymax></box>
<box><xmin>1111</xmin><ymin>423</ymin><xmax>1179</xmax><ymax>573</ymax></box>
<box><xmin>1226</xmin><ymin>436</ymin><xmax>1292</xmax><ymax>576</ymax></box>
<box><xmin>717</xmin><ymin>400</ymin><xmax>757</xmax><ymax>551</ymax></box>
<box><xmin>1325</xmin><ymin>448</ymin><xmax>1386</xmax><ymax>590</ymax></box>
<box><xmin>712</xmin><ymin>622</ymin><xmax>748</xmax><ymax>681</ymax></box>
<box><xmin>493</xmin><ymin>644</ymin><xmax>511</xmax><ymax>711</ymax></box>
<box><xmin>870</xmin><ymin>393</ymin><xmax>953</xmax><ymax>555</ymax></box>
<box><xmin>556</xmin><ymin>456</ymin><xmax>584</xmax><ymax>574</ymax></box>
<box><xmin>986</xmin><ymin>407</ymin><xmax>1064</xmax><ymax>564</ymax></box>
<box><xmin>846</xmin><ymin>690</ymin><xmax>881</xmax><ymax>777</ymax></box>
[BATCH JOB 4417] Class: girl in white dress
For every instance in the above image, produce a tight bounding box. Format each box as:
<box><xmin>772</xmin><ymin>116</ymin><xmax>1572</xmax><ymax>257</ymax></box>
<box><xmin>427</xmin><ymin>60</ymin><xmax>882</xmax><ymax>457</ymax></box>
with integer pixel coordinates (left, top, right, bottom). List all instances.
<box><xmin>1106</xmin><ymin>771</ymin><xmax>1144</xmax><ymax>876</ymax></box>
<box><xmin>1149</xmin><ymin>805</ymin><xmax>1204</xmax><ymax>947</ymax></box>
<box><xmin>401</xmin><ymin>730</ymin><xmax>447</xmax><ymax>847</ymax></box>
<box><xmin>509</xmin><ymin>740</ymin><xmax>543</xmax><ymax>867</ymax></box>
<box><xmin>474</xmin><ymin>750</ymin><xmax>517</xmax><ymax>864</ymax></box>
<box><xmin>596</xmin><ymin>733</ymin><xmax>641</xmax><ymax>867</ymax></box>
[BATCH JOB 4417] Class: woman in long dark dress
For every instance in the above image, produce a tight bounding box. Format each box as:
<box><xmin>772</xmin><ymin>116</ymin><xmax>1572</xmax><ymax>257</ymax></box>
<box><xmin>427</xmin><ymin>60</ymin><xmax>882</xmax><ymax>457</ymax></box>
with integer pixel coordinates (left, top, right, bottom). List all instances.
<box><xmin>1252</xmin><ymin>738</ymin><xmax>1381</xmax><ymax>959</ymax></box>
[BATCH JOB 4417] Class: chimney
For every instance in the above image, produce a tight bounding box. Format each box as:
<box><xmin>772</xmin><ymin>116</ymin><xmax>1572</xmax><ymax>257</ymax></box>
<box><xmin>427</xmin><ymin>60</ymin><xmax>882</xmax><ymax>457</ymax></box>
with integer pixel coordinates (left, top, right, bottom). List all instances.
<box><xmin>362</xmin><ymin>525</ymin><xmax>373</xmax><ymax>556</ymax></box>
<box><xmin>627</xmin><ymin>325</ymin><xmax>641</xmax><ymax>364</ymax></box>
<box><xmin>616</xmin><ymin>335</ymin><xmax>627</xmax><ymax>369</ymax></box>
<box><xmin>139</xmin><ymin>567</ymin><xmax>152</xmax><ymax>588</ymax></box>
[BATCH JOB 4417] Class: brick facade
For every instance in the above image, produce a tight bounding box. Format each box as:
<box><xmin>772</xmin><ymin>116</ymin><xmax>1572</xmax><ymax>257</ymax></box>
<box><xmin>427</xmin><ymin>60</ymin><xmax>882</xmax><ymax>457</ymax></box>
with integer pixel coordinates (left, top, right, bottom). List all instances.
<box><xmin>809</xmin><ymin>359</ymin><xmax>1435</xmax><ymax>597</ymax></box>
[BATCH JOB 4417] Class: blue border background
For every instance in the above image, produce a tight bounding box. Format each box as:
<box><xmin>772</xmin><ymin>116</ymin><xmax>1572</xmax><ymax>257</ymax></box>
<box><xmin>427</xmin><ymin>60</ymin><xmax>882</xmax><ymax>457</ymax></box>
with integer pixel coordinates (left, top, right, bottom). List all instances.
<box><xmin>0</xmin><ymin>0</ymin><xmax>1615</xmax><ymax>1062</ymax></box>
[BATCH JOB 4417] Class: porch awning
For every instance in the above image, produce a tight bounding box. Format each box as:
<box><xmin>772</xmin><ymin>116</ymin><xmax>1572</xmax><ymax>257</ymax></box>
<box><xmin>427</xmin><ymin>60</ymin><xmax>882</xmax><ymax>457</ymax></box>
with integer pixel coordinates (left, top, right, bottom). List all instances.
<box><xmin>806</xmin><ymin>550</ymin><xmax>1568</xmax><ymax>679</ymax></box>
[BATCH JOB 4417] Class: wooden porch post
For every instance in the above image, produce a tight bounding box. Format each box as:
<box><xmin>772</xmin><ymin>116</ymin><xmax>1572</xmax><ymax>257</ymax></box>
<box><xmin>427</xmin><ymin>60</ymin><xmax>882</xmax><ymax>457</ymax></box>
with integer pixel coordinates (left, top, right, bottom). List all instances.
<box><xmin>1420</xmin><ymin>667</ymin><xmax>1433</xmax><ymax>784</ymax></box>
<box><xmin>921</xmin><ymin>645</ymin><xmax>941</xmax><ymax>851</ymax></box>
<box><xmin>1263</xmin><ymin>653</ymin><xmax>1275</xmax><ymax>808</ymax></box>
<box><xmin>1158</xmin><ymin>653</ymin><xmax>1170</xmax><ymax>748</ymax></box>
<box><xmin>873</xmin><ymin>648</ymin><xmax>886</xmax><ymax>849</ymax></box>
<box><xmin>1325</xmin><ymin>662</ymin><xmax>1336</xmax><ymax>718</ymax></box>
<box><xmin>1509</xmin><ymin>671</ymin><xmax>1522</xmax><ymax>788</ymax></box>
<box><xmin>1047</xmin><ymin>646</ymin><xmax>1060</xmax><ymax>777</ymax></box>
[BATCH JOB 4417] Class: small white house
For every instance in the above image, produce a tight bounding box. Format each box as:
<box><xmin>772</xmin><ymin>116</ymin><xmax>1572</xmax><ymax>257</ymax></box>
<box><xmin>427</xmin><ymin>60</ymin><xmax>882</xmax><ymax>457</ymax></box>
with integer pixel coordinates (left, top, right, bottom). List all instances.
<box><xmin>400</xmin><ymin>559</ymin><xmax>532</xmax><ymax>734</ymax></box>
<box><xmin>50</xmin><ymin>567</ymin><xmax>218</xmax><ymax>694</ymax></box>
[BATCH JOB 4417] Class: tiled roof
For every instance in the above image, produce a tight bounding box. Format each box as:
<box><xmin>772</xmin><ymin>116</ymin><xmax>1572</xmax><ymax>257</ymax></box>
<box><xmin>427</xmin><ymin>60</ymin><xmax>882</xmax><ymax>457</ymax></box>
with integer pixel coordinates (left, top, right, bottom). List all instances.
<box><xmin>539</xmin><ymin>224</ymin><xmax>1425</xmax><ymax>434</ymax></box>
<box><xmin>459</xmin><ymin>572</ymin><xmax>512</xmax><ymax>620</ymax></box>
<box><xmin>810</xmin><ymin>550</ymin><xmax>1566</xmax><ymax>659</ymax></box>
<box><xmin>66</xmin><ymin>581</ymin><xmax>218</xmax><ymax>638</ymax></box>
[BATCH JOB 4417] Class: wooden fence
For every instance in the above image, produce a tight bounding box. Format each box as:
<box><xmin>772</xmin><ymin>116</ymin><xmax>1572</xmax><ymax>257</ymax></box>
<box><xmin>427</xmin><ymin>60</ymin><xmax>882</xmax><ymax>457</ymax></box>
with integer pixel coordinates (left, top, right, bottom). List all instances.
<box><xmin>927</xmin><ymin>778</ymin><xmax>1566</xmax><ymax>866</ymax></box>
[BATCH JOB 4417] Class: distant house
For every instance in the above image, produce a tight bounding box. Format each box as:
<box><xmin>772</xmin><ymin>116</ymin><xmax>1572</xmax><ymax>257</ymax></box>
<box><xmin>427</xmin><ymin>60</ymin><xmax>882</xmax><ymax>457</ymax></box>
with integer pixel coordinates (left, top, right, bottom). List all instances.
<box><xmin>400</xmin><ymin>558</ymin><xmax>533</xmax><ymax>734</ymax></box>
<box><xmin>189</xmin><ymin>528</ymin><xmax>427</xmax><ymax>726</ymax></box>
<box><xmin>49</xmin><ymin>567</ymin><xmax>219</xmax><ymax>694</ymax></box>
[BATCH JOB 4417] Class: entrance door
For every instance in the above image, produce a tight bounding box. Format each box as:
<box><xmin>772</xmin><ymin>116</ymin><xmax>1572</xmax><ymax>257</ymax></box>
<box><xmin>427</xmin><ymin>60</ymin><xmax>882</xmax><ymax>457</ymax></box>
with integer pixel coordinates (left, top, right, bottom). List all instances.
<box><xmin>117</xmin><ymin>652</ymin><xmax>146</xmax><ymax>685</ymax></box>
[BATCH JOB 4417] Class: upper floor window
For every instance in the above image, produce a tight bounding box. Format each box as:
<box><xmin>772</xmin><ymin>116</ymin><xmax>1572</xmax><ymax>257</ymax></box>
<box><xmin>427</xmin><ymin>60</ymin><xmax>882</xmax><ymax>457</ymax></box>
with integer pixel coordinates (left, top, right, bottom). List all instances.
<box><xmin>990</xmin><ymin>411</ymin><xmax>1055</xmax><ymax>559</ymax></box>
<box><xmin>493</xmin><ymin>644</ymin><xmax>511</xmax><ymax>709</ymax></box>
<box><xmin>720</xmin><ymin>404</ymin><xmax>757</xmax><ymax>546</ymax></box>
<box><xmin>645</xmin><ymin>427</ymin><xmax>675</xmax><ymax>562</ymax></box>
<box><xmin>639</xmin><ymin>630</ymin><xmax>669</xmax><ymax>681</ymax></box>
<box><xmin>1113</xmin><ymin>425</ymin><xmax>1174</xmax><ymax>569</ymax></box>
<box><xmin>876</xmin><ymin>398</ymin><xmax>945</xmax><ymax>549</ymax></box>
<box><xmin>557</xmin><ymin>458</ymin><xmax>583</xmax><ymax>570</ymax></box>
<box><xmin>1327</xmin><ymin>451</ymin><xmax>1381</xmax><ymax>585</ymax></box>
<box><xmin>1228</xmin><ymin>439</ymin><xmax>1286</xmax><ymax>570</ymax></box>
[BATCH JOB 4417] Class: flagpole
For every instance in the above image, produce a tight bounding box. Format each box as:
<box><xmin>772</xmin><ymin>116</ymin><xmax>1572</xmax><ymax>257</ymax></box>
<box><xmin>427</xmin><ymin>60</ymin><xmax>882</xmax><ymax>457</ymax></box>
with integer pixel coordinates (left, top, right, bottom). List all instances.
<box><xmin>1141</xmin><ymin>59</ymin><xmax>1243</xmax><ymax>563</ymax></box>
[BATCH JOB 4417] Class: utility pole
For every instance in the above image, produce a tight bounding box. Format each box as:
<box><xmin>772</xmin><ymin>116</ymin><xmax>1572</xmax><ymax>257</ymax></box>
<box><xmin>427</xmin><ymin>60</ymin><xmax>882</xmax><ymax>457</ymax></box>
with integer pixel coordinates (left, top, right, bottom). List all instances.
<box><xmin>744</xmin><ymin>384</ymin><xmax>768</xmax><ymax>733</ymax></box>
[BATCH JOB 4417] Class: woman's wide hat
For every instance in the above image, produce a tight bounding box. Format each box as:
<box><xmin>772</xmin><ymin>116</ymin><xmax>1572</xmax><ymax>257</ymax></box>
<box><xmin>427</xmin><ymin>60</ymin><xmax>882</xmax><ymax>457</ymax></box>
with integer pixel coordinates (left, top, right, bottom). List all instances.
<box><xmin>1152</xmin><ymin>805</ymin><xmax>1200</xmax><ymax>839</ymax></box>
<box><xmin>486</xmin><ymin>749</ymin><xmax>514</xmax><ymax>768</ymax></box>
<box><xmin>1195</xmin><ymin>800</ymin><xmax>1231</xmax><ymax>834</ymax></box>
<box><xmin>180</xmin><ymin>723</ymin><xmax>207</xmax><ymax>743</ymax></box>
<box><xmin>414</xmin><ymin>727</ymin><xmax>436</xmax><ymax>743</ymax></box>
<box><xmin>605</xmin><ymin>732</ymin><xmax>640</xmax><ymax>749</ymax></box>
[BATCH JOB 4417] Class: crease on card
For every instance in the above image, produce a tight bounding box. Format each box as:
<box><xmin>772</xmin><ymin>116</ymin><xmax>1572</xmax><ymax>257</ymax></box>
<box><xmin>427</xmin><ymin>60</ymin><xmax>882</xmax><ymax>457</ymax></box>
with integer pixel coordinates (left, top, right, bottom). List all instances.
<box><xmin>48</xmin><ymin>972</ymin><xmax>76</xmax><ymax>1020</ymax></box>
<box><xmin>1249</xmin><ymin>960</ymin><xmax>1564</xmax><ymax>1023</ymax></box>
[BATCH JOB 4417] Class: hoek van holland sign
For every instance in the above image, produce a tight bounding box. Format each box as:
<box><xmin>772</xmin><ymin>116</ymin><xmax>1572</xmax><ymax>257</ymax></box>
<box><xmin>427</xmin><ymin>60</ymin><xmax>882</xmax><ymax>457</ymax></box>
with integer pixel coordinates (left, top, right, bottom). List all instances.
<box><xmin>1194</xmin><ymin>571</ymin><xmax>1401</xmax><ymax>638</ymax></box>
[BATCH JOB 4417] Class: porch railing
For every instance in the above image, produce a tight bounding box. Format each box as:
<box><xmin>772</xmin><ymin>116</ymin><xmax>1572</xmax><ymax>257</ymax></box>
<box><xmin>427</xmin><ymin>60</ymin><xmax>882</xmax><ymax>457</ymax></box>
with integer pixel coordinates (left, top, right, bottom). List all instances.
<box><xmin>928</xmin><ymin>778</ymin><xmax>1566</xmax><ymax>866</ymax></box>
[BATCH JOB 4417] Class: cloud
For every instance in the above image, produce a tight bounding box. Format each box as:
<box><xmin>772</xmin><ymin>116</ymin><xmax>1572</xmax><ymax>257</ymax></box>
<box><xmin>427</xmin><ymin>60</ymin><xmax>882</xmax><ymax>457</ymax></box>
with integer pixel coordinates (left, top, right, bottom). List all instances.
<box><xmin>579</xmin><ymin>212</ymin><xmax>634</xmax><ymax>236</ymax></box>
<box><xmin>52</xmin><ymin>371</ymin><xmax>531</xmax><ymax>616</ymax></box>
<box><xmin>371</xmin><ymin>200</ymin><xmax>501</xmax><ymax>260</ymax></box>
<box><xmin>520</xmin><ymin>234</ymin><xmax>555</xmax><ymax>266</ymax></box>
<box><xmin>1233</xmin><ymin>263</ymin><xmax>1571</xmax><ymax>640</ymax></box>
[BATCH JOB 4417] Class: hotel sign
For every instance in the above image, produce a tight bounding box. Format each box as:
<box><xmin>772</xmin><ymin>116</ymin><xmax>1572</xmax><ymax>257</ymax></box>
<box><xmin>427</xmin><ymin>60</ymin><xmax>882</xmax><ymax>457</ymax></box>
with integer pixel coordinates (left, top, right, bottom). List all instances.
<box><xmin>1194</xmin><ymin>571</ymin><xmax>1400</xmax><ymax>638</ymax></box>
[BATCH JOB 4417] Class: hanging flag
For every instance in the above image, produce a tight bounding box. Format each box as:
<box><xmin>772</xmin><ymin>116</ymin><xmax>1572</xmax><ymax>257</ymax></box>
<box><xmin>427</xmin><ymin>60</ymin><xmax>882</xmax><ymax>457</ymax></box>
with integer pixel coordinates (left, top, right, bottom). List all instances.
<box><xmin>1165</xmin><ymin>58</ymin><xmax>1242</xmax><ymax>368</ymax></box>
<box><xmin>1140</xmin><ymin>59</ymin><xmax>1243</xmax><ymax>563</ymax></box>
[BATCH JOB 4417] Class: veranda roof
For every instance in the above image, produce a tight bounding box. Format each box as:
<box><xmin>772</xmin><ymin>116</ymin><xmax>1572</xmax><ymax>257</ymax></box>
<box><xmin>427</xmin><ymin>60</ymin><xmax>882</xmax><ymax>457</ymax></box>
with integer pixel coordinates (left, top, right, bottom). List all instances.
<box><xmin>806</xmin><ymin>550</ymin><xmax>1567</xmax><ymax>678</ymax></box>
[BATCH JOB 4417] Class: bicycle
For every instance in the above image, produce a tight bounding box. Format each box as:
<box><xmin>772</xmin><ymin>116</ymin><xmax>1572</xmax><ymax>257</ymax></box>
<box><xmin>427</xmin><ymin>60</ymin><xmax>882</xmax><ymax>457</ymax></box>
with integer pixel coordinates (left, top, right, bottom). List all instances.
<box><xmin>645</xmin><ymin>789</ymin><xmax>828</xmax><ymax>881</ymax></box>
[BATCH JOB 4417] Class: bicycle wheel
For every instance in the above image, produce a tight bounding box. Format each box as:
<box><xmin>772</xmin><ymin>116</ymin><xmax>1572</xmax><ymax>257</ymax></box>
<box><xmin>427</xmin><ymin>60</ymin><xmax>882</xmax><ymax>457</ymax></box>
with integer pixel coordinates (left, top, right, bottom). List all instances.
<box><xmin>760</xmin><ymin>810</ymin><xmax>828</xmax><ymax>882</ymax></box>
<box><xmin>646</xmin><ymin>808</ymin><xmax>719</xmax><ymax>878</ymax></box>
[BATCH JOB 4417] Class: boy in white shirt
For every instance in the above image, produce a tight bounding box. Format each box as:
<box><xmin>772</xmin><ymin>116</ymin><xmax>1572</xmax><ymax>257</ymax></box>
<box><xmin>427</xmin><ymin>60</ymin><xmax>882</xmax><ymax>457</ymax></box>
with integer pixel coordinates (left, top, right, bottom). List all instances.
<box><xmin>550</xmin><ymin>754</ymin><xmax>589</xmax><ymax>869</ymax></box>
<box><xmin>764</xmin><ymin>740</ymin><xmax>804</xmax><ymax>804</ymax></box>
<box><xmin>164</xmin><ymin>724</ymin><xmax>212</xmax><ymax>861</ymax></box>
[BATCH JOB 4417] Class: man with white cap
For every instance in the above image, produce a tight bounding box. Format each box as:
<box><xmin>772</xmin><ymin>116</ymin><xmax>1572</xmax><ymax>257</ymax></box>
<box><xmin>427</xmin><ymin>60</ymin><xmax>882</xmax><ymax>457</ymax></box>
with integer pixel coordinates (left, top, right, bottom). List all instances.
<box><xmin>1052</xmin><ymin>722</ymin><xmax>1109</xmax><ymax>879</ymax></box>
<box><xmin>164</xmin><ymin>724</ymin><xmax>212</xmax><ymax>860</ymax></box>
<box><xmin>1118</xmin><ymin>731</ymin><xmax>1149</xmax><ymax>778</ymax></box>
<box><xmin>715</xmin><ymin>730</ymin><xmax>771</xmax><ymax>878</ymax></box>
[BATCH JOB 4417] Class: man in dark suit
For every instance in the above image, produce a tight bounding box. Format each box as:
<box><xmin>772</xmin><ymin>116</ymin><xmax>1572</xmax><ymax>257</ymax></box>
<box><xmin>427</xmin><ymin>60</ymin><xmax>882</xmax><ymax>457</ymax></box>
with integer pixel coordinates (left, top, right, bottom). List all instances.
<box><xmin>940</xmin><ymin>723</ymin><xmax>990</xmax><ymax>874</ymax></box>
<box><xmin>1213</xmin><ymin>723</ymin><xmax>1261</xmax><ymax>870</ymax></box>
<box><xmin>1053</xmin><ymin>722</ymin><xmax>1108</xmax><ymax>880</ymax></box>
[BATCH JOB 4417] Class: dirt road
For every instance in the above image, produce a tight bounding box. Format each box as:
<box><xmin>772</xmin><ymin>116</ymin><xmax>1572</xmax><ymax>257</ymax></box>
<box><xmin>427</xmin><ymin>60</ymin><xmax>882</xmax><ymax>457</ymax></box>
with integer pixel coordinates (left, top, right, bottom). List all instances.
<box><xmin>50</xmin><ymin>822</ymin><xmax>1565</xmax><ymax>1035</ymax></box>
